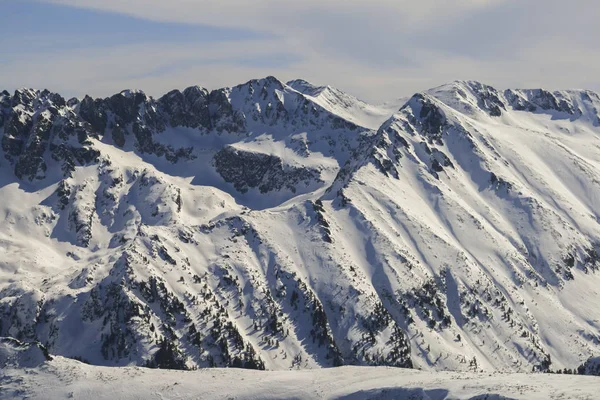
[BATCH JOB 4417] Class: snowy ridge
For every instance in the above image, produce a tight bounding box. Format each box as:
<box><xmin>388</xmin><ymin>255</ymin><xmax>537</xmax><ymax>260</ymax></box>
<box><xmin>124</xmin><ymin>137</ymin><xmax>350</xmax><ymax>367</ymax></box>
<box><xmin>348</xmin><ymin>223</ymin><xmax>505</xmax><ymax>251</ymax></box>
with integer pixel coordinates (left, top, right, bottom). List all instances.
<box><xmin>1</xmin><ymin>79</ymin><xmax>600</xmax><ymax>376</ymax></box>
<box><xmin>287</xmin><ymin>78</ymin><xmax>406</xmax><ymax>130</ymax></box>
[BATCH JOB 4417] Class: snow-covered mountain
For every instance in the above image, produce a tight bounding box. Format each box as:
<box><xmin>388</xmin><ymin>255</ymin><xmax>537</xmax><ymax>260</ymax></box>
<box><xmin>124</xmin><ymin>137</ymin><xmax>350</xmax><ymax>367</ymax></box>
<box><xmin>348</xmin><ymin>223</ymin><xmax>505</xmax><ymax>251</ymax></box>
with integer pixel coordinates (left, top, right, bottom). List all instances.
<box><xmin>2</xmin><ymin>77</ymin><xmax>600</xmax><ymax>374</ymax></box>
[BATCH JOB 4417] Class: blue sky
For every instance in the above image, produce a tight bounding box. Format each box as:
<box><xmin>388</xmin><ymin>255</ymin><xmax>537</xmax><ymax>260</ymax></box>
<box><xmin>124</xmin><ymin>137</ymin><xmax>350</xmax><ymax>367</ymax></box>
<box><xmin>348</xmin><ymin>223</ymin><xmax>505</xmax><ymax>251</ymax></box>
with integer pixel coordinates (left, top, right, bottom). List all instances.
<box><xmin>2</xmin><ymin>1</ymin><xmax>267</xmax><ymax>51</ymax></box>
<box><xmin>1</xmin><ymin>0</ymin><xmax>599</xmax><ymax>102</ymax></box>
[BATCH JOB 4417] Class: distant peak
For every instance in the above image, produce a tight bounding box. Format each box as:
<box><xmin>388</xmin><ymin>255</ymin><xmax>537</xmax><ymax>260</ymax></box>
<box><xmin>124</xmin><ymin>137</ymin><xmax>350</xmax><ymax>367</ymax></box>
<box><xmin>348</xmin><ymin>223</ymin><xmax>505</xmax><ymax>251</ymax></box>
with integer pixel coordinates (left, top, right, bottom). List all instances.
<box><xmin>286</xmin><ymin>78</ymin><xmax>311</xmax><ymax>87</ymax></box>
<box><xmin>118</xmin><ymin>89</ymin><xmax>147</xmax><ymax>98</ymax></box>
<box><xmin>14</xmin><ymin>87</ymin><xmax>38</xmax><ymax>96</ymax></box>
<box><xmin>264</xmin><ymin>75</ymin><xmax>280</xmax><ymax>83</ymax></box>
<box><xmin>286</xmin><ymin>79</ymin><xmax>328</xmax><ymax>97</ymax></box>
<box><xmin>183</xmin><ymin>85</ymin><xmax>208</xmax><ymax>96</ymax></box>
<box><xmin>240</xmin><ymin>76</ymin><xmax>285</xmax><ymax>89</ymax></box>
<box><xmin>422</xmin><ymin>80</ymin><xmax>505</xmax><ymax>117</ymax></box>
<box><xmin>428</xmin><ymin>80</ymin><xmax>500</xmax><ymax>96</ymax></box>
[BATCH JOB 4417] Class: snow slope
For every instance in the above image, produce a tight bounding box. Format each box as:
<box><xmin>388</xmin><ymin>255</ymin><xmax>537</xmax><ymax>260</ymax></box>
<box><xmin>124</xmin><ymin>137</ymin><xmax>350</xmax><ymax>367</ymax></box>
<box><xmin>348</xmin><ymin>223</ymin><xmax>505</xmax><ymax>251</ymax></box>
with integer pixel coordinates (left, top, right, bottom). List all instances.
<box><xmin>287</xmin><ymin>79</ymin><xmax>406</xmax><ymax>130</ymax></box>
<box><xmin>1</xmin><ymin>79</ymin><xmax>600</xmax><ymax>376</ymax></box>
<box><xmin>1</xmin><ymin>345</ymin><xmax>599</xmax><ymax>400</ymax></box>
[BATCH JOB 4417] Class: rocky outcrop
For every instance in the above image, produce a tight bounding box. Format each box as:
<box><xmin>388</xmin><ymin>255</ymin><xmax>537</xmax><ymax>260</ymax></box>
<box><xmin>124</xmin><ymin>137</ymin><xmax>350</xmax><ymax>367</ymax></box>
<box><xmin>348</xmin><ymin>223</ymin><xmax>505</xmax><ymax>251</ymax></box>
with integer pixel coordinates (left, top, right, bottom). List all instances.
<box><xmin>464</xmin><ymin>81</ymin><xmax>506</xmax><ymax>117</ymax></box>
<box><xmin>409</xmin><ymin>94</ymin><xmax>447</xmax><ymax>142</ymax></box>
<box><xmin>1</xmin><ymin>89</ymin><xmax>100</xmax><ymax>180</ymax></box>
<box><xmin>214</xmin><ymin>146</ymin><xmax>322</xmax><ymax>194</ymax></box>
<box><xmin>505</xmin><ymin>88</ymin><xmax>578</xmax><ymax>115</ymax></box>
<box><xmin>158</xmin><ymin>86</ymin><xmax>211</xmax><ymax>130</ymax></box>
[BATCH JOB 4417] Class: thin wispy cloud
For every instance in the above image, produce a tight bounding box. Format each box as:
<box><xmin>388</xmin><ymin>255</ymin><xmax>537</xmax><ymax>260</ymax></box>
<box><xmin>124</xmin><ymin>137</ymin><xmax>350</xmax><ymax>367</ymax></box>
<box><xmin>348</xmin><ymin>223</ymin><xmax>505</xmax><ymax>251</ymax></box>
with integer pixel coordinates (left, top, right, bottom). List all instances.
<box><xmin>1</xmin><ymin>0</ymin><xmax>598</xmax><ymax>102</ymax></box>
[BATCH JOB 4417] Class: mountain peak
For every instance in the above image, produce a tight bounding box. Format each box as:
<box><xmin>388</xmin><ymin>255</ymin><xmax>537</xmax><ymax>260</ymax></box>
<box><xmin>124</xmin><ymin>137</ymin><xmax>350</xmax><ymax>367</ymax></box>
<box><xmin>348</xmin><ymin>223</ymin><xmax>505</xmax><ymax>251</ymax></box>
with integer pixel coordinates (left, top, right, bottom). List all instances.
<box><xmin>286</xmin><ymin>79</ymin><xmax>329</xmax><ymax>97</ymax></box>
<box><xmin>114</xmin><ymin>88</ymin><xmax>147</xmax><ymax>99</ymax></box>
<box><xmin>421</xmin><ymin>81</ymin><xmax>600</xmax><ymax>121</ymax></box>
<box><xmin>423</xmin><ymin>80</ymin><xmax>506</xmax><ymax>117</ymax></box>
<box><xmin>237</xmin><ymin>75</ymin><xmax>285</xmax><ymax>92</ymax></box>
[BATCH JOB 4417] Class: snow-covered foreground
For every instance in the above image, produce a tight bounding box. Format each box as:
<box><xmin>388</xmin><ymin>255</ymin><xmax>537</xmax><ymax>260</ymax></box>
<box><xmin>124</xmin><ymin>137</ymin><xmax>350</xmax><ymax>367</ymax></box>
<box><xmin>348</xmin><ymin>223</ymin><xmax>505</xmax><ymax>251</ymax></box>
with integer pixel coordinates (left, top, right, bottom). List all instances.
<box><xmin>1</xmin><ymin>339</ymin><xmax>597</xmax><ymax>399</ymax></box>
<box><xmin>2</xmin><ymin>357</ymin><xmax>599</xmax><ymax>400</ymax></box>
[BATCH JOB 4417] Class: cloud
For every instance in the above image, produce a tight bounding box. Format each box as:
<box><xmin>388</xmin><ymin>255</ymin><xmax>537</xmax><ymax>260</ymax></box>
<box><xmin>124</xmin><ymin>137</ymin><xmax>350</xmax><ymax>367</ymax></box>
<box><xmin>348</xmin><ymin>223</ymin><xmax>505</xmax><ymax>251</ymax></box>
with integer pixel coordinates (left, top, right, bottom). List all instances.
<box><xmin>2</xmin><ymin>0</ymin><xmax>599</xmax><ymax>102</ymax></box>
<box><xmin>40</xmin><ymin>0</ymin><xmax>499</xmax><ymax>28</ymax></box>
<box><xmin>0</xmin><ymin>38</ymin><xmax>294</xmax><ymax>95</ymax></box>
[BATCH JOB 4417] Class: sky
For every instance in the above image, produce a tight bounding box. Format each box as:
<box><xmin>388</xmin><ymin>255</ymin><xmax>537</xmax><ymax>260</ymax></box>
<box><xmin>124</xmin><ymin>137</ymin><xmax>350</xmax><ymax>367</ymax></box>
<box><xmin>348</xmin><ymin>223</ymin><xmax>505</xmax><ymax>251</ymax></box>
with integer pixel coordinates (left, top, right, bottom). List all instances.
<box><xmin>1</xmin><ymin>0</ymin><xmax>599</xmax><ymax>103</ymax></box>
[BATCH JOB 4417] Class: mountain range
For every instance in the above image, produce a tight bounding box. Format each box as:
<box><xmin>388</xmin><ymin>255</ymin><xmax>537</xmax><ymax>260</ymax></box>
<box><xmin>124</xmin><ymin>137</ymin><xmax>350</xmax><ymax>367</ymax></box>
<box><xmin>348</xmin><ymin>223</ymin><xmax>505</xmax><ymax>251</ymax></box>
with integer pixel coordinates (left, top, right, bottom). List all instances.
<box><xmin>2</xmin><ymin>77</ymin><xmax>600</xmax><ymax>374</ymax></box>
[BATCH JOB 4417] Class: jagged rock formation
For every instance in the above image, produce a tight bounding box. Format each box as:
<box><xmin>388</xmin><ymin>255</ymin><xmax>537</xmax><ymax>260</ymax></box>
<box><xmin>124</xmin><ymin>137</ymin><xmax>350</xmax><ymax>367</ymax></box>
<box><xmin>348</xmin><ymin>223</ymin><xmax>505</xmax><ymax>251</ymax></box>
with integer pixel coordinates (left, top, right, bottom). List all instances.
<box><xmin>214</xmin><ymin>146</ymin><xmax>322</xmax><ymax>194</ymax></box>
<box><xmin>1</xmin><ymin>78</ymin><xmax>600</xmax><ymax>374</ymax></box>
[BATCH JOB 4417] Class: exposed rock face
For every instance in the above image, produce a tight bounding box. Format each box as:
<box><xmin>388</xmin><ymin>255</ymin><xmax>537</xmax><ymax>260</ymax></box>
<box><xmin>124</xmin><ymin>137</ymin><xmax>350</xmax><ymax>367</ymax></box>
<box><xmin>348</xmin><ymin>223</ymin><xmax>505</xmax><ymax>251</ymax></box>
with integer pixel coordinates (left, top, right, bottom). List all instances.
<box><xmin>0</xmin><ymin>87</ymin><xmax>204</xmax><ymax>181</ymax></box>
<box><xmin>1</xmin><ymin>89</ymin><xmax>100</xmax><ymax>180</ymax></box>
<box><xmin>158</xmin><ymin>86</ymin><xmax>211</xmax><ymax>130</ymax></box>
<box><xmin>505</xmin><ymin>88</ymin><xmax>578</xmax><ymax>115</ymax></box>
<box><xmin>78</xmin><ymin>95</ymin><xmax>107</xmax><ymax>134</ymax></box>
<box><xmin>214</xmin><ymin>146</ymin><xmax>322</xmax><ymax>194</ymax></box>
<box><xmin>464</xmin><ymin>81</ymin><xmax>506</xmax><ymax>117</ymax></box>
<box><xmin>394</xmin><ymin>93</ymin><xmax>449</xmax><ymax>143</ymax></box>
<box><xmin>207</xmin><ymin>88</ymin><xmax>247</xmax><ymax>133</ymax></box>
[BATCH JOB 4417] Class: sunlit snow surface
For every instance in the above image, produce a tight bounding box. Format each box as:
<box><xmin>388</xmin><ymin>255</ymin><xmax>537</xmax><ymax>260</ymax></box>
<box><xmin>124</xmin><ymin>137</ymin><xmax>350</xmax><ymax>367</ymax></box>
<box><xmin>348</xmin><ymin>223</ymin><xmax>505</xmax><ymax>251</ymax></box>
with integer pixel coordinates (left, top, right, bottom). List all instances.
<box><xmin>2</xmin><ymin>356</ymin><xmax>599</xmax><ymax>400</ymax></box>
<box><xmin>2</xmin><ymin>78</ymin><xmax>600</xmax><ymax>378</ymax></box>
